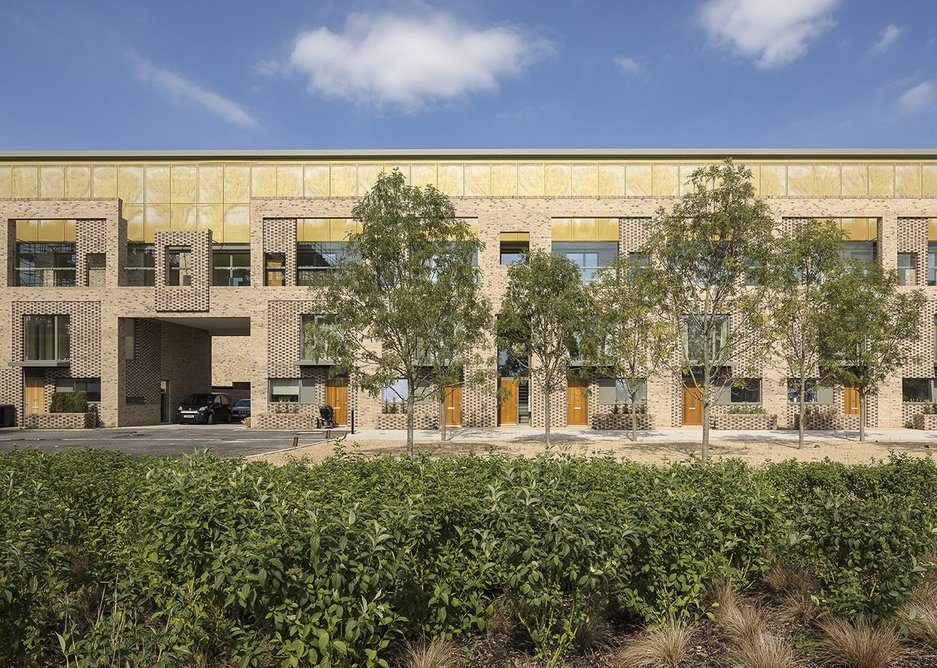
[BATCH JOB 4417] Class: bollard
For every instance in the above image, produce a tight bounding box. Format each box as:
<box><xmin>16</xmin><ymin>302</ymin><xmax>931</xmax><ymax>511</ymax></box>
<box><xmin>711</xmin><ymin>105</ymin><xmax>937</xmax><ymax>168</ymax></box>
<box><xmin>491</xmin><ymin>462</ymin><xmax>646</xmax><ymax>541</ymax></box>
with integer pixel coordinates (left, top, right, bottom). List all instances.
<box><xmin>292</xmin><ymin>436</ymin><xmax>298</xmax><ymax>448</ymax></box>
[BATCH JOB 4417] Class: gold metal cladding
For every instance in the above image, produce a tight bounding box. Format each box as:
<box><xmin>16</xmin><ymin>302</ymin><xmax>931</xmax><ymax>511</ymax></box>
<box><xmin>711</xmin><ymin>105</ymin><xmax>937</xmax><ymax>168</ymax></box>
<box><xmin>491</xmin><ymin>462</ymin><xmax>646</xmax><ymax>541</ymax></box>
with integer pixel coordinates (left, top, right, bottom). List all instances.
<box><xmin>14</xmin><ymin>219</ymin><xmax>77</xmax><ymax>243</ymax></box>
<box><xmin>500</xmin><ymin>232</ymin><xmax>531</xmax><ymax>242</ymax></box>
<box><xmin>551</xmin><ymin>218</ymin><xmax>620</xmax><ymax>241</ymax></box>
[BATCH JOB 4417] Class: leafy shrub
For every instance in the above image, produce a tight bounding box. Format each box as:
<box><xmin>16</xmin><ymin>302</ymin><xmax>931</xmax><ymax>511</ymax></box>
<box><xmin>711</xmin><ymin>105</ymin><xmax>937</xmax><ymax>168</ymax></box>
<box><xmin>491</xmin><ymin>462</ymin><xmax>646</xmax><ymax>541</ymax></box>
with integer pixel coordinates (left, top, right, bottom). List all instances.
<box><xmin>1</xmin><ymin>450</ymin><xmax>936</xmax><ymax>666</ymax></box>
<box><xmin>49</xmin><ymin>391</ymin><xmax>88</xmax><ymax>413</ymax></box>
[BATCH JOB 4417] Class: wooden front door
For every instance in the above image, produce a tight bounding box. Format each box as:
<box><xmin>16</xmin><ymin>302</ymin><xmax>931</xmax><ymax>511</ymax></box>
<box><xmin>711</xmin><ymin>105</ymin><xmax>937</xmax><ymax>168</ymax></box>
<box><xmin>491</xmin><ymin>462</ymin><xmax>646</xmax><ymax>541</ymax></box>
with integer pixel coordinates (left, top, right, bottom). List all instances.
<box><xmin>844</xmin><ymin>387</ymin><xmax>860</xmax><ymax>415</ymax></box>
<box><xmin>682</xmin><ymin>382</ymin><xmax>703</xmax><ymax>425</ymax></box>
<box><xmin>326</xmin><ymin>377</ymin><xmax>348</xmax><ymax>425</ymax></box>
<box><xmin>498</xmin><ymin>378</ymin><xmax>518</xmax><ymax>425</ymax></box>
<box><xmin>25</xmin><ymin>376</ymin><xmax>44</xmax><ymax>415</ymax></box>
<box><xmin>444</xmin><ymin>385</ymin><xmax>462</xmax><ymax>426</ymax></box>
<box><xmin>567</xmin><ymin>379</ymin><xmax>589</xmax><ymax>426</ymax></box>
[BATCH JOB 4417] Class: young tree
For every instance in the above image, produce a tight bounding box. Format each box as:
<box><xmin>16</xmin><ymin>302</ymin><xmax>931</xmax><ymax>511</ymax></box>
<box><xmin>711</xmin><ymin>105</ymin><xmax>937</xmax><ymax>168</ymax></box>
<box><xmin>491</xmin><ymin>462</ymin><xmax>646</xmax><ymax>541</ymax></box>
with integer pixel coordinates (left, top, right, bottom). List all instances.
<box><xmin>820</xmin><ymin>260</ymin><xmax>926</xmax><ymax>442</ymax></box>
<box><xmin>585</xmin><ymin>256</ymin><xmax>674</xmax><ymax>442</ymax></box>
<box><xmin>769</xmin><ymin>219</ymin><xmax>846</xmax><ymax>448</ymax></box>
<box><xmin>644</xmin><ymin>160</ymin><xmax>775</xmax><ymax>460</ymax></box>
<box><xmin>497</xmin><ymin>251</ymin><xmax>588</xmax><ymax>445</ymax></box>
<box><xmin>314</xmin><ymin>170</ymin><xmax>489</xmax><ymax>455</ymax></box>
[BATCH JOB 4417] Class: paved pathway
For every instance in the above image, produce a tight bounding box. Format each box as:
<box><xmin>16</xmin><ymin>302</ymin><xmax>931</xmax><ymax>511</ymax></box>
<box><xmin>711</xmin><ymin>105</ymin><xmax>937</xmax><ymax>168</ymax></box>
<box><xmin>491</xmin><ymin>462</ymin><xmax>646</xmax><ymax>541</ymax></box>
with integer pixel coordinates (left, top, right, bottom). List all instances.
<box><xmin>0</xmin><ymin>423</ymin><xmax>350</xmax><ymax>458</ymax></box>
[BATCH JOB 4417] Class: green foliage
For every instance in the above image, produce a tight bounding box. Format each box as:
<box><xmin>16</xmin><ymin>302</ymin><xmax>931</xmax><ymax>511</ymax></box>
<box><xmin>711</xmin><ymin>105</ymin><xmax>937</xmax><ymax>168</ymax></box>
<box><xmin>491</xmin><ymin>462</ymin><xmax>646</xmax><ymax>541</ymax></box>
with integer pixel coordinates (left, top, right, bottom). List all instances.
<box><xmin>48</xmin><ymin>391</ymin><xmax>88</xmax><ymax>413</ymax></box>
<box><xmin>726</xmin><ymin>405</ymin><xmax>768</xmax><ymax>414</ymax></box>
<box><xmin>1</xmin><ymin>450</ymin><xmax>936</xmax><ymax>666</ymax></box>
<box><xmin>497</xmin><ymin>251</ymin><xmax>589</xmax><ymax>442</ymax></box>
<box><xmin>320</xmin><ymin>170</ymin><xmax>491</xmax><ymax>453</ymax></box>
<box><xmin>644</xmin><ymin>160</ymin><xmax>776</xmax><ymax>458</ymax></box>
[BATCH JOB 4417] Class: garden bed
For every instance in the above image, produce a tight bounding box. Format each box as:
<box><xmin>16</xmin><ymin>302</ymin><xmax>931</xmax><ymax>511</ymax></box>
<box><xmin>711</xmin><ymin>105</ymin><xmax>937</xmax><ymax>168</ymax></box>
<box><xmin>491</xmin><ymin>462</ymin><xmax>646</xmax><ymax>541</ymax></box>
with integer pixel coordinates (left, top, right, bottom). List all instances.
<box><xmin>711</xmin><ymin>413</ymin><xmax>777</xmax><ymax>430</ymax></box>
<box><xmin>912</xmin><ymin>413</ymin><xmax>937</xmax><ymax>430</ymax></box>
<box><xmin>794</xmin><ymin>413</ymin><xmax>860</xmax><ymax>430</ymax></box>
<box><xmin>22</xmin><ymin>412</ymin><xmax>95</xmax><ymax>429</ymax></box>
<box><xmin>591</xmin><ymin>412</ymin><xmax>652</xmax><ymax>430</ymax></box>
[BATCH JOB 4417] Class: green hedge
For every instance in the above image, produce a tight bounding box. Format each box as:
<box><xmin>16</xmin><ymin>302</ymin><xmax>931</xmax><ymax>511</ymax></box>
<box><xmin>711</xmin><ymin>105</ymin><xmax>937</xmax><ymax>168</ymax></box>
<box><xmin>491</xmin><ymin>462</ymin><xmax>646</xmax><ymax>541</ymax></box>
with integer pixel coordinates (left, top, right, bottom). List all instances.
<box><xmin>48</xmin><ymin>391</ymin><xmax>88</xmax><ymax>414</ymax></box>
<box><xmin>0</xmin><ymin>449</ymin><xmax>935</xmax><ymax>667</ymax></box>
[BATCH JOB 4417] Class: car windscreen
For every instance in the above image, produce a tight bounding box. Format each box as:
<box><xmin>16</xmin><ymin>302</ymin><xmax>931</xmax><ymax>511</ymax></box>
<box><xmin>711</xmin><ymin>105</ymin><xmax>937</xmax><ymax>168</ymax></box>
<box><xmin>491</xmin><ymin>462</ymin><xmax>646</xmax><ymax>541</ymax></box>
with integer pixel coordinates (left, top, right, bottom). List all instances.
<box><xmin>234</xmin><ymin>399</ymin><xmax>250</xmax><ymax>407</ymax></box>
<box><xmin>182</xmin><ymin>394</ymin><xmax>213</xmax><ymax>405</ymax></box>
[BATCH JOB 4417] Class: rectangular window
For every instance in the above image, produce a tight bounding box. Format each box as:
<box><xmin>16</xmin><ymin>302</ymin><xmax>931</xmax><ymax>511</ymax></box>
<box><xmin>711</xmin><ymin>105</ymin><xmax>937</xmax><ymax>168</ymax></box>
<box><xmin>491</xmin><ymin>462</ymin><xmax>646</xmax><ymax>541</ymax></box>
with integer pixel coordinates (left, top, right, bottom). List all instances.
<box><xmin>898</xmin><ymin>252</ymin><xmax>917</xmax><ymax>286</ymax></box>
<box><xmin>598</xmin><ymin>378</ymin><xmax>647</xmax><ymax>404</ymax></box>
<box><xmin>55</xmin><ymin>377</ymin><xmax>101</xmax><ymax>402</ymax></box>
<box><xmin>730</xmin><ymin>378</ymin><xmax>761</xmax><ymax>403</ymax></box>
<box><xmin>682</xmin><ymin>316</ymin><xmax>728</xmax><ymax>363</ymax></box>
<box><xmin>264</xmin><ymin>252</ymin><xmax>286</xmax><ymax>286</ymax></box>
<box><xmin>86</xmin><ymin>253</ymin><xmax>106</xmax><ymax>287</ymax></box>
<box><xmin>902</xmin><ymin>378</ymin><xmax>934</xmax><ymax>402</ymax></box>
<box><xmin>126</xmin><ymin>243</ymin><xmax>155</xmax><ymax>286</ymax></box>
<box><xmin>840</xmin><ymin>241</ymin><xmax>877</xmax><ymax>264</ymax></box>
<box><xmin>787</xmin><ymin>378</ymin><xmax>834</xmax><ymax>403</ymax></box>
<box><xmin>628</xmin><ymin>252</ymin><xmax>650</xmax><ymax>274</ymax></box>
<box><xmin>211</xmin><ymin>244</ymin><xmax>250</xmax><ymax>286</ymax></box>
<box><xmin>382</xmin><ymin>378</ymin><xmax>409</xmax><ymax>404</ymax></box>
<box><xmin>300</xmin><ymin>314</ymin><xmax>334</xmax><ymax>364</ymax></box>
<box><xmin>24</xmin><ymin>314</ymin><xmax>70</xmax><ymax>362</ymax></box>
<box><xmin>166</xmin><ymin>246</ymin><xmax>192</xmax><ymax>286</ymax></box>
<box><xmin>552</xmin><ymin>241</ymin><xmax>618</xmax><ymax>283</ymax></box>
<box><xmin>269</xmin><ymin>379</ymin><xmax>300</xmax><ymax>403</ymax></box>
<box><xmin>929</xmin><ymin>242</ymin><xmax>937</xmax><ymax>286</ymax></box>
<box><xmin>296</xmin><ymin>242</ymin><xmax>347</xmax><ymax>286</ymax></box>
<box><xmin>500</xmin><ymin>232</ymin><xmax>530</xmax><ymax>265</ymax></box>
<box><xmin>14</xmin><ymin>219</ymin><xmax>76</xmax><ymax>287</ymax></box>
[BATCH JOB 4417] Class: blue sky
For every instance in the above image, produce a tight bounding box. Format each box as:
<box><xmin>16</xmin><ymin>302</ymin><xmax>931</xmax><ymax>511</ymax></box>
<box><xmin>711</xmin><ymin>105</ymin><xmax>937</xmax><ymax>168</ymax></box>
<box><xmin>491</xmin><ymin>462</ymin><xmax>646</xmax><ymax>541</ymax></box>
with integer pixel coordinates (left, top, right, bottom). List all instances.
<box><xmin>0</xmin><ymin>0</ymin><xmax>935</xmax><ymax>149</ymax></box>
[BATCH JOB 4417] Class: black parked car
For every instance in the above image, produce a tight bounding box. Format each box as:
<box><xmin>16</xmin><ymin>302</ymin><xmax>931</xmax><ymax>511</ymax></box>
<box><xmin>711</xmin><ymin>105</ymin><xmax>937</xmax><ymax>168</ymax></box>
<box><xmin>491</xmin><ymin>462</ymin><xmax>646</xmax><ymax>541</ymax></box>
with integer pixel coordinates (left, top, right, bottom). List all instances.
<box><xmin>176</xmin><ymin>393</ymin><xmax>232</xmax><ymax>424</ymax></box>
<box><xmin>231</xmin><ymin>399</ymin><xmax>251</xmax><ymax>420</ymax></box>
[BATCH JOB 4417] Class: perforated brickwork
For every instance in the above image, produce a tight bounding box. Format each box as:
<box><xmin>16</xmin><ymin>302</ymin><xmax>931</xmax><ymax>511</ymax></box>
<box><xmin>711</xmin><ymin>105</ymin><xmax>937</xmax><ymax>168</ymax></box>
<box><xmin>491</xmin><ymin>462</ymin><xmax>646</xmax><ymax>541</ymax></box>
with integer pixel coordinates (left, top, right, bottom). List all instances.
<box><xmin>530</xmin><ymin>372</ymin><xmax>568</xmax><ymax>428</ymax></box>
<box><xmin>901</xmin><ymin>299</ymin><xmax>937</xmax><ymax>378</ymax></box>
<box><xmin>11</xmin><ymin>301</ymin><xmax>101</xmax><ymax>377</ymax></box>
<box><xmin>75</xmin><ymin>218</ymin><xmax>108</xmax><ymax>287</ymax></box>
<box><xmin>267</xmin><ymin>300</ymin><xmax>316</xmax><ymax>377</ymax></box>
<box><xmin>263</xmin><ymin>219</ymin><xmax>297</xmax><ymax>287</ymax></box>
<box><xmin>461</xmin><ymin>363</ymin><xmax>497</xmax><ymax>427</ymax></box>
<box><xmin>896</xmin><ymin>217</ymin><xmax>928</xmax><ymax>287</ymax></box>
<box><xmin>125</xmin><ymin>319</ymin><xmax>161</xmax><ymax>406</ymax></box>
<box><xmin>0</xmin><ymin>368</ymin><xmax>22</xmax><ymax>426</ymax></box>
<box><xmin>619</xmin><ymin>217</ymin><xmax>652</xmax><ymax>254</ymax></box>
<box><xmin>154</xmin><ymin>229</ymin><xmax>211</xmax><ymax>312</ymax></box>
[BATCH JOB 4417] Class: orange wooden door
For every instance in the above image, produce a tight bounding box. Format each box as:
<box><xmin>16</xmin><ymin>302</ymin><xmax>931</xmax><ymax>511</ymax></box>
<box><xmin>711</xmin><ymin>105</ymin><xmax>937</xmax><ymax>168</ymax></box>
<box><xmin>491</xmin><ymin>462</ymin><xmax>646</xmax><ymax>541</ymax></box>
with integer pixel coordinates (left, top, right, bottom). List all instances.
<box><xmin>682</xmin><ymin>383</ymin><xmax>703</xmax><ymax>425</ymax></box>
<box><xmin>24</xmin><ymin>376</ymin><xmax>44</xmax><ymax>415</ymax></box>
<box><xmin>498</xmin><ymin>378</ymin><xmax>518</xmax><ymax>425</ymax></box>
<box><xmin>326</xmin><ymin>377</ymin><xmax>348</xmax><ymax>425</ymax></box>
<box><xmin>844</xmin><ymin>387</ymin><xmax>860</xmax><ymax>415</ymax></box>
<box><xmin>566</xmin><ymin>379</ymin><xmax>589</xmax><ymax>426</ymax></box>
<box><xmin>444</xmin><ymin>385</ymin><xmax>462</xmax><ymax>426</ymax></box>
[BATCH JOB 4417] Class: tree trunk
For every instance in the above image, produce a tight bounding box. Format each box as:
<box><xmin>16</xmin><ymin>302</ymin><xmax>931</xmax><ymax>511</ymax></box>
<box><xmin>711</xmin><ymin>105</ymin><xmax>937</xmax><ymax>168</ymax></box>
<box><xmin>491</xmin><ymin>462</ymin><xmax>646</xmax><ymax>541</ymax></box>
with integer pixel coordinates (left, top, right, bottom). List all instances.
<box><xmin>798</xmin><ymin>379</ymin><xmax>806</xmax><ymax>449</ymax></box>
<box><xmin>439</xmin><ymin>395</ymin><xmax>447</xmax><ymax>442</ymax></box>
<box><xmin>701</xmin><ymin>368</ymin><xmax>711</xmax><ymax>462</ymax></box>
<box><xmin>406</xmin><ymin>395</ymin><xmax>415</xmax><ymax>456</ymax></box>
<box><xmin>544</xmin><ymin>387</ymin><xmax>551</xmax><ymax>446</ymax></box>
<box><xmin>629</xmin><ymin>392</ymin><xmax>638</xmax><ymax>442</ymax></box>
<box><xmin>859</xmin><ymin>390</ymin><xmax>866</xmax><ymax>442</ymax></box>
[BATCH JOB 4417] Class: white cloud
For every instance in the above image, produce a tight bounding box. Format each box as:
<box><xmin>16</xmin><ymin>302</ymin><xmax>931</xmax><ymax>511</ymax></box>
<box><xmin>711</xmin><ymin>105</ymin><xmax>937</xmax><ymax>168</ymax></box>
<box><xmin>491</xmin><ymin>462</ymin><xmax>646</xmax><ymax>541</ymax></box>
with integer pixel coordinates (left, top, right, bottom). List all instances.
<box><xmin>285</xmin><ymin>11</ymin><xmax>549</xmax><ymax>110</ymax></box>
<box><xmin>871</xmin><ymin>24</ymin><xmax>902</xmax><ymax>55</ymax></box>
<box><xmin>613</xmin><ymin>56</ymin><xmax>641</xmax><ymax>77</ymax></box>
<box><xmin>699</xmin><ymin>0</ymin><xmax>840</xmax><ymax>69</ymax></box>
<box><xmin>897</xmin><ymin>81</ymin><xmax>937</xmax><ymax>116</ymax></box>
<box><xmin>131</xmin><ymin>55</ymin><xmax>258</xmax><ymax>127</ymax></box>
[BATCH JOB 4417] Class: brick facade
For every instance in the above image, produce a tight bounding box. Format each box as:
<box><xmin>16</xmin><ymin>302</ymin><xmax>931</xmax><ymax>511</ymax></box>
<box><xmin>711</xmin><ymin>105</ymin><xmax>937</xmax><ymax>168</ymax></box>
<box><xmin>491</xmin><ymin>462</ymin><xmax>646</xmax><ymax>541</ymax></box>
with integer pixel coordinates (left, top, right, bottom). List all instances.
<box><xmin>0</xmin><ymin>152</ymin><xmax>935</xmax><ymax>431</ymax></box>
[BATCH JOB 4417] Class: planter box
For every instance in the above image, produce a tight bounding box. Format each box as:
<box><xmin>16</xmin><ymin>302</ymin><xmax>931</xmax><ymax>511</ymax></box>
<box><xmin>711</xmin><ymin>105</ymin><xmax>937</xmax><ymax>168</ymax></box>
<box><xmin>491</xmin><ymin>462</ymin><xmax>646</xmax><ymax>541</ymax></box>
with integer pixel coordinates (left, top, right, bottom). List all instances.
<box><xmin>251</xmin><ymin>413</ymin><xmax>314</xmax><ymax>430</ymax></box>
<box><xmin>24</xmin><ymin>412</ymin><xmax>94</xmax><ymax>429</ymax></box>
<box><xmin>376</xmin><ymin>413</ymin><xmax>438</xmax><ymax>430</ymax></box>
<box><xmin>591</xmin><ymin>413</ymin><xmax>652</xmax><ymax>430</ymax></box>
<box><xmin>794</xmin><ymin>413</ymin><xmax>860</xmax><ymax>430</ymax></box>
<box><xmin>912</xmin><ymin>414</ymin><xmax>937</xmax><ymax>430</ymax></box>
<box><xmin>712</xmin><ymin>414</ymin><xmax>777</xmax><ymax>430</ymax></box>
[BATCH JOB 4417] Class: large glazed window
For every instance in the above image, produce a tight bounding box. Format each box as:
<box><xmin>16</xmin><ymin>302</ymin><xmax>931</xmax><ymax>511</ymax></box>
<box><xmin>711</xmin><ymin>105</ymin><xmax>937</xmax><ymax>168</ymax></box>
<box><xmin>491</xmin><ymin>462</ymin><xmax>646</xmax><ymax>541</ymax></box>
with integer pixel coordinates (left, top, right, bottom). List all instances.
<box><xmin>14</xmin><ymin>219</ymin><xmax>76</xmax><ymax>287</ymax></box>
<box><xmin>551</xmin><ymin>241</ymin><xmax>618</xmax><ymax>283</ymax></box>
<box><xmin>211</xmin><ymin>244</ymin><xmax>250</xmax><ymax>286</ymax></box>
<box><xmin>296</xmin><ymin>242</ymin><xmax>348</xmax><ymax>285</ymax></box>
<box><xmin>126</xmin><ymin>244</ymin><xmax>155</xmax><ymax>286</ymax></box>
<box><xmin>24</xmin><ymin>314</ymin><xmax>70</xmax><ymax>362</ymax></box>
<box><xmin>300</xmin><ymin>314</ymin><xmax>335</xmax><ymax>364</ymax></box>
<box><xmin>166</xmin><ymin>246</ymin><xmax>192</xmax><ymax>286</ymax></box>
<box><xmin>681</xmin><ymin>316</ymin><xmax>728</xmax><ymax>364</ymax></box>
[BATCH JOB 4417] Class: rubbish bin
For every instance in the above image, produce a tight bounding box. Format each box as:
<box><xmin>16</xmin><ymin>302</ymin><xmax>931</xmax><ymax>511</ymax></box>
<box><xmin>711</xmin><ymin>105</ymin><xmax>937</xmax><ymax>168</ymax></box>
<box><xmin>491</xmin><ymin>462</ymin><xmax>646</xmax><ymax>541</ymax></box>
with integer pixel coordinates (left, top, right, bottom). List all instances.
<box><xmin>0</xmin><ymin>404</ymin><xmax>16</xmax><ymax>428</ymax></box>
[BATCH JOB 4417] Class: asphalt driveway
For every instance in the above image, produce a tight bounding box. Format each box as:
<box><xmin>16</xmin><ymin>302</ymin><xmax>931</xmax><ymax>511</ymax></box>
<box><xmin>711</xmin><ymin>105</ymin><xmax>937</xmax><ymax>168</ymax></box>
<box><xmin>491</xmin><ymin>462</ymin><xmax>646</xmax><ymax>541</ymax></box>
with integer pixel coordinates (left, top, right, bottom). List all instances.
<box><xmin>0</xmin><ymin>423</ymin><xmax>350</xmax><ymax>458</ymax></box>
